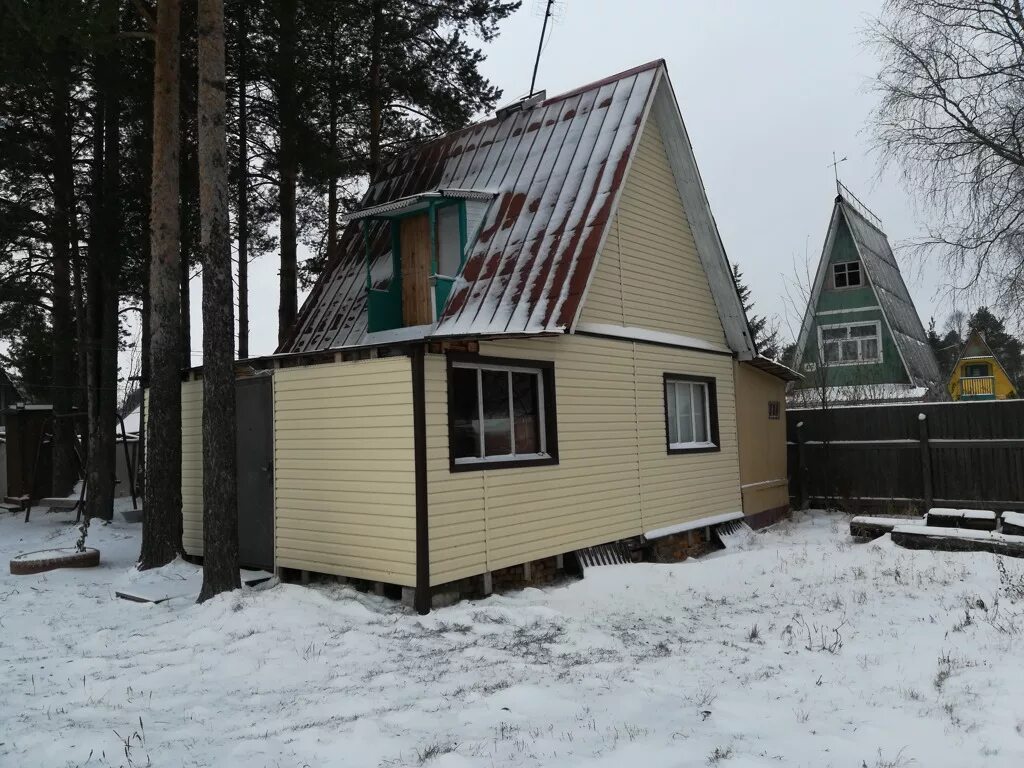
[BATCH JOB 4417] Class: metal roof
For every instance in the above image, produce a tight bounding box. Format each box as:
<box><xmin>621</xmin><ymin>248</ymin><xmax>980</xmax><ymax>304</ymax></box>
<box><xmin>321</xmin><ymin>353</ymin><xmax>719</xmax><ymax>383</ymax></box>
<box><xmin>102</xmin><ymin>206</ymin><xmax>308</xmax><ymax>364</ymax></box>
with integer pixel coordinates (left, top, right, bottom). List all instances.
<box><xmin>280</xmin><ymin>60</ymin><xmax>753</xmax><ymax>356</ymax></box>
<box><xmin>840</xmin><ymin>198</ymin><xmax>942</xmax><ymax>389</ymax></box>
<box><xmin>745</xmin><ymin>355</ymin><xmax>802</xmax><ymax>382</ymax></box>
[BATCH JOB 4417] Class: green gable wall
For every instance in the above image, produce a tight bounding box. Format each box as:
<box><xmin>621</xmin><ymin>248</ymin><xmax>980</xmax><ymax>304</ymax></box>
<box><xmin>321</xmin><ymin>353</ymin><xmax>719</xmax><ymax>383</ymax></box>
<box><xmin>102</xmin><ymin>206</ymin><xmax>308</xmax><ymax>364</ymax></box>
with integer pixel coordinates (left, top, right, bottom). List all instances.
<box><xmin>795</xmin><ymin>216</ymin><xmax>909</xmax><ymax>388</ymax></box>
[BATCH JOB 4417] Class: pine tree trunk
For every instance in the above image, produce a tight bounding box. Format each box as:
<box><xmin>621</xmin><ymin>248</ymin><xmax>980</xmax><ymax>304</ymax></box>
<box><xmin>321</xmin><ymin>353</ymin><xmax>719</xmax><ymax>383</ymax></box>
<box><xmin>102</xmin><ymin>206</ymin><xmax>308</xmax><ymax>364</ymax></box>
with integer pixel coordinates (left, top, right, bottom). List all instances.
<box><xmin>236</xmin><ymin>5</ymin><xmax>249</xmax><ymax>359</ymax></box>
<box><xmin>84</xmin><ymin>16</ymin><xmax>120</xmax><ymax>523</ymax></box>
<box><xmin>326</xmin><ymin>5</ymin><xmax>338</xmax><ymax>257</ymax></box>
<box><xmin>179</xmin><ymin>6</ymin><xmax>198</xmax><ymax>372</ymax></box>
<box><xmin>141</xmin><ymin>0</ymin><xmax>184</xmax><ymax>569</ymax></box>
<box><xmin>180</xmin><ymin>157</ymin><xmax>194</xmax><ymax>370</ymax></box>
<box><xmin>276</xmin><ymin>0</ymin><xmax>298</xmax><ymax>347</ymax></box>
<box><xmin>197</xmin><ymin>0</ymin><xmax>240</xmax><ymax>602</ymax></box>
<box><xmin>50</xmin><ymin>39</ymin><xmax>78</xmax><ymax>497</ymax></box>
<box><xmin>368</xmin><ymin>0</ymin><xmax>383</xmax><ymax>179</ymax></box>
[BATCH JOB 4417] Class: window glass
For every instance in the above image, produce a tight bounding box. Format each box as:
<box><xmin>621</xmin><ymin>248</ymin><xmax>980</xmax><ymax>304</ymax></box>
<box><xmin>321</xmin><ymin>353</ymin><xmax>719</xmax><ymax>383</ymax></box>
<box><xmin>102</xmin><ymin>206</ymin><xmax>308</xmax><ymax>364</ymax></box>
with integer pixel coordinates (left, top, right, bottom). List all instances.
<box><xmin>451</xmin><ymin>367</ymin><xmax>480</xmax><ymax>459</ymax></box>
<box><xmin>833</xmin><ymin>262</ymin><xmax>861</xmax><ymax>288</ymax></box>
<box><xmin>367</xmin><ymin>221</ymin><xmax>395</xmax><ymax>289</ymax></box>
<box><xmin>820</xmin><ymin>322</ymin><xmax>880</xmax><ymax>364</ymax></box>
<box><xmin>965</xmin><ymin>363</ymin><xmax>991</xmax><ymax>377</ymax></box>
<box><xmin>822</xmin><ymin>327</ymin><xmax>847</xmax><ymax>341</ymax></box>
<box><xmin>511</xmin><ymin>371</ymin><xmax>541</xmax><ymax>454</ymax></box>
<box><xmin>451</xmin><ymin>361</ymin><xmax>550</xmax><ymax>465</ymax></box>
<box><xmin>667</xmin><ymin>383</ymin><xmax>680</xmax><ymax>445</ymax></box>
<box><xmin>666</xmin><ymin>379</ymin><xmax>713</xmax><ymax>449</ymax></box>
<box><xmin>436</xmin><ymin>205</ymin><xmax>462</xmax><ymax>277</ymax></box>
<box><xmin>692</xmin><ymin>383</ymin><xmax>708</xmax><ymax>443</ymax></box>
<box><xmin>481</xmin><ymin>369</ymin><xmax>511</xmax><ymax>456</ymax></box>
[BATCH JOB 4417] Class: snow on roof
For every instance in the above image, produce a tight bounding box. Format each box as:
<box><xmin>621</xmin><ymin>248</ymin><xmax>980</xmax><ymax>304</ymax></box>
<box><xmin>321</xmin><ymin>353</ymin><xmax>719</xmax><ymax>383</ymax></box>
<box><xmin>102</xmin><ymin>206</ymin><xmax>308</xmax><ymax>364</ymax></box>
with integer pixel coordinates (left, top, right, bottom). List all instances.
<box><xmin>279</xmin><ymin>60</ymin><xmax>754</xmax><ymax>358</ymax></box>
<box><xmin>280</xmin><ymin>61</ymin><xmax>662</xmax><ymax>352</ymax></box>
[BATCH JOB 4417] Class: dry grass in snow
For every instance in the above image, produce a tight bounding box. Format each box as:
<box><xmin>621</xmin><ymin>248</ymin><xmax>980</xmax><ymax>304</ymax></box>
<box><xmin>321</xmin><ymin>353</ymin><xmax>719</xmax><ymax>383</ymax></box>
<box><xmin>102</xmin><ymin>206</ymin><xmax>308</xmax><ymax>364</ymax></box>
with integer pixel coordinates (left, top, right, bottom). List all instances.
<box><xmin>3</xmin><ymin>509</ymin><xmax>1024</xmax><ymax>767</ymax></box>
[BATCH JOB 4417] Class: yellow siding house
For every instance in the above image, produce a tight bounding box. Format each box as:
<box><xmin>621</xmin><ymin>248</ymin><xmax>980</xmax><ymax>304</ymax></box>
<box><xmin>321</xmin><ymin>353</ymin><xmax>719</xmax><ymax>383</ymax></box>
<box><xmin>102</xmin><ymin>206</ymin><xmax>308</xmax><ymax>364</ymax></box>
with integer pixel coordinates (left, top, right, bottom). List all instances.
<box><xmin>178</xmin><ymin>61</ymin><xmax>798</xmax><ymax>612</ymax></box>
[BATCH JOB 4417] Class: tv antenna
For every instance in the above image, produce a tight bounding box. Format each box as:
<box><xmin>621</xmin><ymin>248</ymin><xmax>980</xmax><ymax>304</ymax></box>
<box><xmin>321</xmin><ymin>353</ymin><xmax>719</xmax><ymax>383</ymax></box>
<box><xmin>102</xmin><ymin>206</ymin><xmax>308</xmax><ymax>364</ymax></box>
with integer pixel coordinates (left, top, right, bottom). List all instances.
<box><xmin>529</xmin><ymin>0</ymin><xmax>561</xmax><ymax>97</ymax></box>
<box><xmin>830</xmin><ymin>152</ymin><xmax>847</xmax><ymax>192</ymax></box>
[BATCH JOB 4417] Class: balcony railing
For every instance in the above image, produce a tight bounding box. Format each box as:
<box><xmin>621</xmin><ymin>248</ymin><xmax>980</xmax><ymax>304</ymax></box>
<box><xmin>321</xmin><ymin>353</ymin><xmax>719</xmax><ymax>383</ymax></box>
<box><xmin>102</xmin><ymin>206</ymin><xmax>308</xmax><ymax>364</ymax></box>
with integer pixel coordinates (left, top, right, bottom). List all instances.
<box><xmin>959</xmin><ymin>376</ymin><xmax>995</xmax><ymax>398</ymax></box>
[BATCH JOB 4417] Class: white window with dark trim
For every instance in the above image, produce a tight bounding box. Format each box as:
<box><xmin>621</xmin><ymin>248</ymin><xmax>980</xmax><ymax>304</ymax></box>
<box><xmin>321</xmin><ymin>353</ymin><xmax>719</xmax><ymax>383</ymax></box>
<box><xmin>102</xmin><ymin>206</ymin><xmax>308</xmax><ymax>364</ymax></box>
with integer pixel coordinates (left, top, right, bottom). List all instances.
<box><xmin>832</xmin><ymin>261</ymin><xmax>862</xmax><ymax>288</ymax></box>
<box><xmin>664</xmin><ymin>374</ymin><xmax>719</xmax><ymax>453</ymax></box>
<box><xmin>818</xmin><ymin>321</ymin><xmax>881</xmax><ymax>364</ymax></box>
<box><xmin>449</xmin><ymin>357</ymin><xmax>557</xmax><ymax>469</ymax></box>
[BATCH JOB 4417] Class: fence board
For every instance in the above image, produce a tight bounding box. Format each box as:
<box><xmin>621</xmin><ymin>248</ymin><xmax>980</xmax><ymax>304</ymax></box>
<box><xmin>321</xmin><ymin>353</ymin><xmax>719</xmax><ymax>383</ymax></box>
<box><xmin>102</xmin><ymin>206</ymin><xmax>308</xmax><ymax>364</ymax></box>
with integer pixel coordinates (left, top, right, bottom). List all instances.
<box><xmin>787</xmin><ymin>400</ymin><xmax>1024</xmax><ymax>512</ymax></box>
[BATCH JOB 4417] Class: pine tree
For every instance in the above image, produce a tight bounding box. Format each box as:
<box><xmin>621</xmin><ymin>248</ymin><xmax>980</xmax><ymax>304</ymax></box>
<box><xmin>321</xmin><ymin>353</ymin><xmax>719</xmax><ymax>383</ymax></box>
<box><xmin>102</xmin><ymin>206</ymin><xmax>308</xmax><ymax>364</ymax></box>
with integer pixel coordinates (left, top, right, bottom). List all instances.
<box><xmin>141</xmin><ymin>0</ymin><xmax>185</xmax><ymax>569</ymax></box>
<box><xmin>197</xmin><ymin>0</ymin><xmax>241</xmax><ymax>601</ymax></box>
<box><xmin>732</xmin><ymin>263</ymin><xmax>781</xmax><ymax>359</ymax></box>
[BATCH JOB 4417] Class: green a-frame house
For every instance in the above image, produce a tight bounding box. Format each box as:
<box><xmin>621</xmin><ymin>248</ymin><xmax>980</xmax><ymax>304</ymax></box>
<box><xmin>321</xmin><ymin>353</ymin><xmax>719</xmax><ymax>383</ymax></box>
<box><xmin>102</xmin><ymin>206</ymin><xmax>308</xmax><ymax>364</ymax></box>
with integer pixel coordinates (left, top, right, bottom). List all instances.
<box><xmin>790</xmin><ymin>187</ymin><xmax>942</xmax><ymax>404</ymax></box>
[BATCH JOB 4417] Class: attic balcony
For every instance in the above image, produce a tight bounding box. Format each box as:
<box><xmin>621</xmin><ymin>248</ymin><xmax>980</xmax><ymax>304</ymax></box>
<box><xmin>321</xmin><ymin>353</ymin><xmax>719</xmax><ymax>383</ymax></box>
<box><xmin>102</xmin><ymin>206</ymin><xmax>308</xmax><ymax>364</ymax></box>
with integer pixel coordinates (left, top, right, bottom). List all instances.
<box><xmin>343</xmin><ymin>190</ymin><xmax>493</xmax><ymax>335</ymax></box>
<box><xmin>958</xmin><ymin>376</ymin><xmax>995</xmax><ymax>400</ymax></box>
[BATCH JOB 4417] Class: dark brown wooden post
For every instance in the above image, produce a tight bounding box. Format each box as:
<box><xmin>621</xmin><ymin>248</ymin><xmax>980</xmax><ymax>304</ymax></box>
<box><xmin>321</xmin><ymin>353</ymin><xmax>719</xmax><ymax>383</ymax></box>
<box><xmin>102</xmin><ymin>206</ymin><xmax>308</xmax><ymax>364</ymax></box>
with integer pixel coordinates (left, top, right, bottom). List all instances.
<box><xmin>918</xmin><ymin>413</ymin><xmax>933</xmax><ymax>512</ymax></box>
<box><xmin>796</xmin><ymin>421</ymin><xmax>808</xmax><ymax>511</ymax></box>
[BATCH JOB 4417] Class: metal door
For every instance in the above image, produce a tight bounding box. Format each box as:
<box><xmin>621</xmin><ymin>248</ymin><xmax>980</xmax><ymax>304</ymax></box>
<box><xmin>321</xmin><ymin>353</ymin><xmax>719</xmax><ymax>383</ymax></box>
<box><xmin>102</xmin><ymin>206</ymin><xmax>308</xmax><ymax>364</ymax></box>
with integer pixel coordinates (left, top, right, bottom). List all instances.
<box><xmin>235</xmin><ymin>375</ymin><xmax>274</xmax><ymax>570</ymax></box>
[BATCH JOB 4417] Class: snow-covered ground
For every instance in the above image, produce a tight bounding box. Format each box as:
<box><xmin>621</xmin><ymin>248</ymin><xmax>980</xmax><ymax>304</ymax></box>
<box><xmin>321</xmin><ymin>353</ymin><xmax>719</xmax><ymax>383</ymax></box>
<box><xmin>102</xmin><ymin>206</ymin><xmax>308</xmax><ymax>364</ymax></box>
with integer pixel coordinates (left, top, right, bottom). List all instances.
<box><xmin>3</xmin><ymin>509</ymin><xmax>1024</xmax><ymax>767</ymax></box>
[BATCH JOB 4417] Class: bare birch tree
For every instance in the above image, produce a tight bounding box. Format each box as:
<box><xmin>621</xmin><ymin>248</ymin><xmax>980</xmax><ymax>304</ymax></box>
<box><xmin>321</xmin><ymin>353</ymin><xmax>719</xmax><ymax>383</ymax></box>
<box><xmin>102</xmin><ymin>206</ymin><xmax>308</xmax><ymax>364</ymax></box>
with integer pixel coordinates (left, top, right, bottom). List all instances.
<box><xmin>869</xmin><ymin>1</ymin><xmax>1024</xmax><ymax>321</ymax></box>
<box><xmin>197</xmin><ymin>0</ymin><xmax>240</xmax><ymax>601</ymax></box>
<box><xmin>140</xmin><ymin>0</ymin><xmax>184</xmax><ymax>569</ymax></box>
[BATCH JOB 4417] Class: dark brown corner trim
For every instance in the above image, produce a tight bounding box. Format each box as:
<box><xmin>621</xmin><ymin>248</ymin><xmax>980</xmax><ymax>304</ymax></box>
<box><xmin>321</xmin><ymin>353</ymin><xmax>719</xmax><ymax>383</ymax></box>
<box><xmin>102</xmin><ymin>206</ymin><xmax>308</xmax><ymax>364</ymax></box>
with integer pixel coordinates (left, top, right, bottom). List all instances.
<box><xmin>411</xmin><ymin>345</ymin><xmax>430</xmax><ymax>615</ymax></box>
<box><xmin>662</xmin><ymin>372</ymin><xmax>721</xmax><ymax>455</ymax></box>
<box><xmin>445</xmin><ymin>352</ymin><xmax>560</xmax><ymax>473</ymax></box>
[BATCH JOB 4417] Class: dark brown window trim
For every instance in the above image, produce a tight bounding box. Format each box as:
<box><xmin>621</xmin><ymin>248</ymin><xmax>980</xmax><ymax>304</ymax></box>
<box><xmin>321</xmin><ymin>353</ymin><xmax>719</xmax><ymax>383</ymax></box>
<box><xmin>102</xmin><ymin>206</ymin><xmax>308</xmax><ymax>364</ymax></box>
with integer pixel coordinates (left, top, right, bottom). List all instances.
<box><xmin>446</xmin><ymin>352</ymin><xmax>559</xmax><ymax>473</ymax></box>
<box><xmin>663</xmin><ymin>373</ymin><xmax>720</xmax><ymax>455</ymax></box>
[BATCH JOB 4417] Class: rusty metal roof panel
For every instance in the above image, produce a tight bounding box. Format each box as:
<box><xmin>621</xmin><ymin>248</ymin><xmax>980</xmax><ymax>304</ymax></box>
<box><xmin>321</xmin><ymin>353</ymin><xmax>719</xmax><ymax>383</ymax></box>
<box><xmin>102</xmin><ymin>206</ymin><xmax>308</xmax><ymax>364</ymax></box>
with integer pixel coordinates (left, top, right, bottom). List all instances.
<box><xmin>280</xmin><ymin>61</ymin><xmax>664</xmax><ymax>354</ymax></box>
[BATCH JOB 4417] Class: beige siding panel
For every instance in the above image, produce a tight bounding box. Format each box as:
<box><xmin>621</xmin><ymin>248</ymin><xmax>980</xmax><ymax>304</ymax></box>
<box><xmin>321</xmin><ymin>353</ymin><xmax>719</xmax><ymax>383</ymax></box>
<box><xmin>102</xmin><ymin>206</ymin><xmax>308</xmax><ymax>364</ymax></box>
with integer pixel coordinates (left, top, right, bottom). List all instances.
<box><xmin>735</xmin><ymin>361</ymin><xmax>790</xmax><ymax>516</ymax></box>
<box><xmin>633</xmin><ymin>344</ymin><xmax>741</xmax><ymax>531</ymax></box>
<box><xmin>425</xmin><ymin>334</ymin><xmax>743</xmax><ymax>584</ymax></box>
<box><xmin>579</xmin><ymin>115</ymin><xmax>727</xmax><ymax>346</ymax></box>
<box><xmin>181</xmin><ymin>381</ymin><xmax>204</xmax><ymax>556</ymax></box>
<box><xmin>274</xmin><ymin>357</ymin><xmax>417</xmax><ymax>586</ymax></box>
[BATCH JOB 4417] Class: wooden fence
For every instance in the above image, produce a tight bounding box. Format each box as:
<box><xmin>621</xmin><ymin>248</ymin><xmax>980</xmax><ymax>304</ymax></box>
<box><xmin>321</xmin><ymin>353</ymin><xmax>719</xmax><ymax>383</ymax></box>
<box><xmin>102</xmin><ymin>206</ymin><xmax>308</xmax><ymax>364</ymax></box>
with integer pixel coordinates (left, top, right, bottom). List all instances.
<box><xmin>787</xmin><ymin>399</ymin><xmax>1024</xmax><ymax>513</ymax></box>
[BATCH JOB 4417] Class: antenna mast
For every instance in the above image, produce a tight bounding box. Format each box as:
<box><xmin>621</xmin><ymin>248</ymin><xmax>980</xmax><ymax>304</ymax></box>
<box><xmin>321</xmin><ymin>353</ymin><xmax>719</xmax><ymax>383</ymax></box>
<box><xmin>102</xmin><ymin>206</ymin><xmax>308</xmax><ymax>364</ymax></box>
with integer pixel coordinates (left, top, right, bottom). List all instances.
<box><xmin>529</xmin><ymin>0</ymin><xmax>556</xmax><ymax>97</ymax></box>
<box><xmin>830</xmin><ymin>151</ymin><xmax>847</xmax><ymax>195</ymax></box>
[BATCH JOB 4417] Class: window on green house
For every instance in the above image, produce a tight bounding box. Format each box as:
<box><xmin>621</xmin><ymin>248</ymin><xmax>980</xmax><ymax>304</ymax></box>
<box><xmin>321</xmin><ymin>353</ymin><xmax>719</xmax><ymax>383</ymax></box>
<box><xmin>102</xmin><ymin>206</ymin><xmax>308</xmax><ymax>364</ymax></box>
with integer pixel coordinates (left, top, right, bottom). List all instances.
<box><xmin>819</xmin><ymin>321</ymin><xmax>881</xmax><ymax>364</ymax></box>
<box><xmin>833</xmin><ymin>261</ymin><xmax>861</xmax><ymax>288</ymax></box>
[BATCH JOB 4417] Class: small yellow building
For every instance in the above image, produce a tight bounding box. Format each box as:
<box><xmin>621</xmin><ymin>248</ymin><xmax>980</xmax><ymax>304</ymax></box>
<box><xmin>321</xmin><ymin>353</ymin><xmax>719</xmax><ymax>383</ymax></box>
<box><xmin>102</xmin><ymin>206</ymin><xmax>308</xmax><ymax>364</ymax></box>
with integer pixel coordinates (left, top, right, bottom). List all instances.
<box><xmin>947</xmin><ymin>330</ymin><xmax>1017</xmax><ymax>401</ymax></box>
<box><xmin>177</xmin><ymin>61</ymin><xmax>797</xmax><ymax>612</ymax></box>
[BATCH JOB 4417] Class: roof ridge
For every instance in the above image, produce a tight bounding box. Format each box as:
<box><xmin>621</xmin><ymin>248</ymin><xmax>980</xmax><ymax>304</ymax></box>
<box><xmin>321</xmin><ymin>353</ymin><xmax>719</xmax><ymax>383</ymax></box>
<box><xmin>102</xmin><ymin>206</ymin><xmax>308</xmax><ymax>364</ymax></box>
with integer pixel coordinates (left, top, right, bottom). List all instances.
<box><xmin>371</xmin><ymin>61</ymin><xmax>668</xmax><ymax>176</ymax></box>
<box><xmin>539</xmin><ymin>59</ymin><xmax>665</xmax><ymax>106</ymax></box>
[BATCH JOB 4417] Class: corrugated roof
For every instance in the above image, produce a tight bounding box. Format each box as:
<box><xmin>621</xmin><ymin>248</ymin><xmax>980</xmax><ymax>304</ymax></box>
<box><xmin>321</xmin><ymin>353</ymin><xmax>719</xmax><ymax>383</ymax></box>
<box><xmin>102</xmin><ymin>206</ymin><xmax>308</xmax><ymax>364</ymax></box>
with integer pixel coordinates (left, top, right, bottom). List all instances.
<box><xmin>840</xmin><ymin>198</ymin><xmax>942</xmax><ymax>388</ymax></box>
<box><xmin>280</xmin><ymin>60</ymin><xmax>754</xmax><ymax>357</ymax></box>
<box><xmin>280</xmin><ymin>61</ymin><xmax>662</xmax><ymax>353</ymax></box>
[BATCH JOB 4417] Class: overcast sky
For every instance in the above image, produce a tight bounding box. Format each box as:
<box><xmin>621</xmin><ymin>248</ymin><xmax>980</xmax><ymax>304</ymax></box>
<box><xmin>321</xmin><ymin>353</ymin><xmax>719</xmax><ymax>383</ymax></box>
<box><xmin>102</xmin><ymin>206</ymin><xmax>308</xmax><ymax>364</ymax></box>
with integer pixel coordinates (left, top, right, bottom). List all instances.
<box><xmin>196</xmin><ymin>0</ymin><xmax>984</xmax><ymax>364</ymax></box>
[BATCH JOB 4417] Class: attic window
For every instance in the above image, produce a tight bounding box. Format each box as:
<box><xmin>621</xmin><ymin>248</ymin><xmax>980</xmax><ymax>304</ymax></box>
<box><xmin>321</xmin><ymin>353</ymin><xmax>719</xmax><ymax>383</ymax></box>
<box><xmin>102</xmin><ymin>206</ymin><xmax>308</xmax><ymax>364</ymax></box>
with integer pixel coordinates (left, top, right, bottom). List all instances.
<box><xmin>833</xmin><ymin>262</ymin><xmax>861</xmax><ymax>288</ymax></box>
<box><xmin>436</xmin><ymin>204</ymin><xmax>462</xmax><ymax>278</ymax></box>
